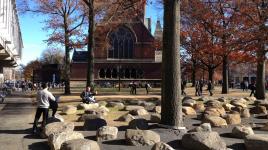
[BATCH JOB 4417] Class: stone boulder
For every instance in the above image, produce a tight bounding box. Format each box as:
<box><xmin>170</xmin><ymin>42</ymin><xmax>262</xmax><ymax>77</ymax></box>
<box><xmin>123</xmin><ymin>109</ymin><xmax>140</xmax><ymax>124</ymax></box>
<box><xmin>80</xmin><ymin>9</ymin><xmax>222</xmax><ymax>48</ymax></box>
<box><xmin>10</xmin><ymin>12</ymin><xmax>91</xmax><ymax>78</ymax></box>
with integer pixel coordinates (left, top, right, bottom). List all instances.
<box><xmin>98</xmin><ymin>101</ymin><xmax>108</xmax><ymax>107</ymax></box>
<box><xmin>84</xmin><ymin>106</ymin><xmax>109</xmax><ymax>116</ymax></box>
<box><xmin>232</xmin><ymin>125</ymin><xmax>254</xmax><ymax>139</ymax></box>
<box><xmin>245</xmin><ymin>134</ymin><xmax>268</xmax><ymax>150</ymax></box>
<box><xmin>125</xmin><ymin>129</ymin><xmax>161</xmax><ymax>146</ymax></box>
<box><xmin>149</xmin><ymin>113</ymin><xmax>161</xmax><ymax>123</ymax></box>
<box><xmin>84</xmin><ymin>117</ymin><xmax>107</xmax><ymax>131</ymax></box>
<box><xmin>182</xmin><ymin>106</ymin><xmax>197</xmax><ymax>115</ymax></box>
<box><xmin>225</xmin><ymin>114</ymin><xmax>241</xmax><ymax>125</ymax></box>
<box><xmin>250</xmin><ymin>106</ymin><xmax>267</xmax><ymax>114</ymax></box>
<box><xmin>191</xmin><ymin>123</ymin><xmax>212</xmax><ymax>132</ymax></box>
<box><xmin>244</xmin><ymin>97</ymin><xmax>256</xmax><ymax>101</ymax></box>
<box><xmin>77</xmin><ymin>114</ymin><xmax>103</xmax><ymax>122</ymax></box>
<box><xmin>47</xmin><ymin>114</ymin><xmax>64</xmax><ymax>124</ymax></box>
<box><xmin>241</xmin><ymin>108</ymin><xmax>251</xmax><ymax>118</ymax></box>
<box><xmin>128</xmin><ymin>119</ymin><xmax>149</xmax><ymax>130</ymax></box>
<box><xmin>193</xmin><ymin>103</ymin><xmax>205</xmax><ymax>112</ymax></box>
<box><xmin>182</xmin><ymin>96</ymin><xmax>193</xmax><ymax>102</ymax></box>
<box><xmin>77</xmin><ymin>103</ymin><xmax>88</xmax><ymax>110</ymax></box>
<box><xmin>198</xmin><ymin>97</ymin><xmax>210</xmax><ymax>101</ymax></box>
<box><xmin>117</xmin><ymin>113</ymin><xmax>135</xmax><ymax>122</ymax></box>
<box><xmin>77</xmin><ymin>103</ymin><xmax>99</xmax><ymax>110</ymax></box>
<box><xmin>218</xmin><ymin>97</ymin><xmax>227</xmax><ymax>103</ymax></box>
<box><xmin>203</xmin><ymin>116</ymin><xmax>227</xmax><ymax>127</ymax></box>
<box><xmin>126</xmin><ymin>100</ymin><xmax>143</xmax><ymax>105</ymax></box>
<box><xmin>230</xmin><ymin>99</ymin><xmax>247</xmax><ymax>108</ymax></box>
<box><xmin>183</xmin><ymin>99</ymin><xmax>196</xmax><ymax>107</ymax></box>
<box><xmin>260</xmin><ymin>122</ymin><xmax>268</xmax><ymax>131</ymax></box>
<box><xmin>45</xmin><ymin>122</ymin><xmax>74</xmax><ymax>137</ymax></box>
<box><xmin>96</xmin><ymin>126</ymin><xmax>118</xmax><ymax>141</ymax></box>
<box><xmin>48</xmin><ymin>131</ymin><xmax>84</xmax><ymax>150</ymax></box>
<box><xmin>182</xmin><ymin>132</ymin><xmax>227</xmax><ymax>150</ymax></box>
<box><xmin>204</xmin><ymin>107</ymin><xmax>226</xmax><ymax>117</ymax></box>
<box><xmin>107</xmin><ymin>102</ymin><xmax>125</xmax><ymax>110</ymax></box>
<box><xmin>255</xmin><ymin>100</ymin><xmax>268</xmax><ymax>109</ymax></box>
<box><xmin>124</xmin><ymin>105</ymin><xmax>145</xmax><ymax>111</ymax></box>
<box><xmin>153</xmin><ymin>106</ymin><xmax>161</xmax><ymax>114</ymax></box>
<box><xmin>205</xmin><ymin>100</ymin><xmax>222</xmax><ymax>108</ymax></box>
<box><xmin>151</xmin><ymin>142</ymin><xmax>175</xmax><ymax>150</ymax></box>
<box><xmin>223</xmin><ymin>103</ymin><xmax>235</xmax><ymax>112</ymax></box>
<box><xmin>60</xmin><ymin>139</ymin><xmax>100</xmax><ymax>150</ymax></box>
<box><xmin>62</xmin><ymin>105</ymin><xmax>77</xmax><ymax>115</ymax></box>
<box><xmin>129</xmin><ymin>108</ymin><xmax>149</xmax><ymax>116</ymax></box>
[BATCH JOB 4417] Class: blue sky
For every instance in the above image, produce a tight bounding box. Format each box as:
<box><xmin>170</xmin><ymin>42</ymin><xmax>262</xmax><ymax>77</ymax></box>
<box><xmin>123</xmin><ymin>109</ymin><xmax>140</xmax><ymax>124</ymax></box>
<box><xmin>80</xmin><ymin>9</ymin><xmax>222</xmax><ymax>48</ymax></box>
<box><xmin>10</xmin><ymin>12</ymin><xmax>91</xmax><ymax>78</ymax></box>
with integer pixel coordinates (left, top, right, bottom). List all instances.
<box><xmin>19</xmin><ymin>3</ymin><xmax>163</xmax><ymax>65</ymax></box>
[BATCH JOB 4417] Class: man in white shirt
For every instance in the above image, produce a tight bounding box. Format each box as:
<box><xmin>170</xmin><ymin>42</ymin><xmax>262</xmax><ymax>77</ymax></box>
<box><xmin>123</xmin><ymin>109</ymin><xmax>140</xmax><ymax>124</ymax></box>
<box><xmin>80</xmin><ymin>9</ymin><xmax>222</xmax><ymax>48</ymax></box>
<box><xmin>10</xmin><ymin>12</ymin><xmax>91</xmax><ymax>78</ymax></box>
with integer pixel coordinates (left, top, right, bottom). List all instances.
<box><xmin>32</xmin><ymin>83</ymin><xmax>55</xmax><ymax>134</ymax></box>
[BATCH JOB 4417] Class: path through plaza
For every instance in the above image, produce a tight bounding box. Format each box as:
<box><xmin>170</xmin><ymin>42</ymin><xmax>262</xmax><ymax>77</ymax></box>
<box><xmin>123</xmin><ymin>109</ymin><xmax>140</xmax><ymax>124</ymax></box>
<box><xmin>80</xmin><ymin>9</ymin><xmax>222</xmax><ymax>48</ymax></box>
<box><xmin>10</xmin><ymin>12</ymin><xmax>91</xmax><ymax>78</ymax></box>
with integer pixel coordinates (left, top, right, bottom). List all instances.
<box><xmin>0</xmin><ymin>97</ymin><xmax>49</xmax><ymax>150</ymax></box>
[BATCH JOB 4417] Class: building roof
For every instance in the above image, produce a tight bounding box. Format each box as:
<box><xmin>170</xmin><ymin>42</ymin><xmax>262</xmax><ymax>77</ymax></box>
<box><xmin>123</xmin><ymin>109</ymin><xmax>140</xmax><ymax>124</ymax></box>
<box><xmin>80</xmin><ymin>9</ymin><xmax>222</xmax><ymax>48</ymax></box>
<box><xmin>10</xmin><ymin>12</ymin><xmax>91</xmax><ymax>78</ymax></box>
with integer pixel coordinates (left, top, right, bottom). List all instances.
<box><xmin>72</xmin><ymin>50</ymin><xmax>88</xmax><ymax>63</ymax></box>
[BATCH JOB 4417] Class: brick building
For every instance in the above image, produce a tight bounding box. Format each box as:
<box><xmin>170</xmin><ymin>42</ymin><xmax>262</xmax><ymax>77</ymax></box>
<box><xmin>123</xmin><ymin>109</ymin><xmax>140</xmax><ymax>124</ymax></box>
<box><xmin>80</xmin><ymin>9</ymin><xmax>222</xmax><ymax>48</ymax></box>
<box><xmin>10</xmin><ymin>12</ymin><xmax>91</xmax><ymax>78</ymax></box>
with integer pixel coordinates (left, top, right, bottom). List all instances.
<box><xmin>71</xmin><ymin>15</ymin><xmax>163</xmax><ymax>86</ymax></box>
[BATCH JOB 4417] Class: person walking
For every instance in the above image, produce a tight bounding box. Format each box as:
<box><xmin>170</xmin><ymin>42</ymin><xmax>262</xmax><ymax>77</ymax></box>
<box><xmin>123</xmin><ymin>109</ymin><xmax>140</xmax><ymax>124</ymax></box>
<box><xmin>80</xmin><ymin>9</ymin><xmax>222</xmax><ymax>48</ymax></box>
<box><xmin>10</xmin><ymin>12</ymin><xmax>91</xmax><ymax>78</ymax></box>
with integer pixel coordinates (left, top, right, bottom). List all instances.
<box><xmin>32</xmin><ymin>83</ymin><xmax>55</xmax><ymax>134</ymax></box>
<box><xmin>199</xmin><ymin>80</ymin><xmax>204</xmax><ymax>96</ymax></box>
<box><xmin>245</xmin><ymin>80</ymin><xmax>249</xmax><ymax>91</ymax></box>
<box><xmin>250</xmin><ymin>81</ymin><xmax>256</xmax><ymax>97</ymax></box>
<box><xmin>195</xmin><ymin>81</ymin><xmax>200</xmax><ymax>96</ymax></box>
<box><xmin>145</xmin><ymin>82</ymin><xmax>151</xmax><ymax>94</ymax></box>
<box><xmin>208</xmin><ymin>80</ymin><xmax>213</xmax><ymax>96</ymax></box>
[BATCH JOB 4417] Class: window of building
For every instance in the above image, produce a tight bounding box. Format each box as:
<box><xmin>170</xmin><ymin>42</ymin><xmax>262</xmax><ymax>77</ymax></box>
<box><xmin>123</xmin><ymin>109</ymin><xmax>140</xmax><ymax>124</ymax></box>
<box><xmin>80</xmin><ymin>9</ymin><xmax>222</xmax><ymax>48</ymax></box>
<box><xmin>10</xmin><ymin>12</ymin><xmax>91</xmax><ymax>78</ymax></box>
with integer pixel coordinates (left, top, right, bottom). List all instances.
<box><xmin>106</xmin><ymin>68</ymin><xmax>112</xmax><ymax>78</ymax></box>
<box><xmin>99</xmin><ymin>69</ymin><xmax>105</xmax><ymax>78</ymax></box>
<box><xmin>112</xmin><ymin>68</ymin><xmax>118</xmax><ymax>78</ymax></box>
<box><xmin>108</xmin><ymin>27</ymin><xmax>135</xmax><ymax>59</ymax></box>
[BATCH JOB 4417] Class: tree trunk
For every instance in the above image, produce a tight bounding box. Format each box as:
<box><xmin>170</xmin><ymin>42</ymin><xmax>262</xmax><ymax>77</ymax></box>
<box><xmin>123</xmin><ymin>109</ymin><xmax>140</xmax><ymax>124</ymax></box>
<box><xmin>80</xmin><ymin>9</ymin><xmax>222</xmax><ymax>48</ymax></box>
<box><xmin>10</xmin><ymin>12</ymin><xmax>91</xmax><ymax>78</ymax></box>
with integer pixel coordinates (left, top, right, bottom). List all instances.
<box><xmin>191</xmin><ymin>60</ymin><xmax>196</xmax><ymax>87</ymax></box>
<box><xmin>161</xmin><ymin>0</ymin><xmax>183</xmax><ymax>128</ymax></box>
<box><xmin>86</xmin><ymin>0</ymin><xmax>95</xmax><ymax>88</ymax></box>
<box><xmin>64</xmin><ymin>15</ymin><xmax>71</xmax><ymax>95</ymax></box>
<box><xmin>222</xmin><ymin>55</ymin><xmax>229</xmax><ymax>94</ymax></box>
<box><xmin>256</xmin><ymin>50</ymin><xmax>266</xmax><ymax>99</ymax></box>
<box><xmin>208</xmin><ymin>67</ymin><xmax>214</xmax><ymax>83</ymax></box>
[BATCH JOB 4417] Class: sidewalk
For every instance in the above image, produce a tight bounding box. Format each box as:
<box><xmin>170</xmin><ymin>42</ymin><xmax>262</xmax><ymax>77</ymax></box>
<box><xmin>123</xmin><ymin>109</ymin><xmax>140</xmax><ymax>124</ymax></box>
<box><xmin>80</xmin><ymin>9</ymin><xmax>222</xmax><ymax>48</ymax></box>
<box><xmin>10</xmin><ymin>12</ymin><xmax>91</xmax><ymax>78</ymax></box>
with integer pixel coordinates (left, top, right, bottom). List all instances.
<box><xmin>0</xmin><ymin>97</ymin><xmax>49</xmax><ymax>150</ymax></box>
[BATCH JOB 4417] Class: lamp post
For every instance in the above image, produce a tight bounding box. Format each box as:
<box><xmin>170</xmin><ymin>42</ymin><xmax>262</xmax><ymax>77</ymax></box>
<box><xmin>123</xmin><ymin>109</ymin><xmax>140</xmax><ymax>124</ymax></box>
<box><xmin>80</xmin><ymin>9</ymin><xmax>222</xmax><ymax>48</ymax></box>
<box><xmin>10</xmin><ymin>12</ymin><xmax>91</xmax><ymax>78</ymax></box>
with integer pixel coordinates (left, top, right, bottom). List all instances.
<box><xmin>118</xmin><ymin>64</ymin><xmax>121</xmax><ymax>92</ymax></box>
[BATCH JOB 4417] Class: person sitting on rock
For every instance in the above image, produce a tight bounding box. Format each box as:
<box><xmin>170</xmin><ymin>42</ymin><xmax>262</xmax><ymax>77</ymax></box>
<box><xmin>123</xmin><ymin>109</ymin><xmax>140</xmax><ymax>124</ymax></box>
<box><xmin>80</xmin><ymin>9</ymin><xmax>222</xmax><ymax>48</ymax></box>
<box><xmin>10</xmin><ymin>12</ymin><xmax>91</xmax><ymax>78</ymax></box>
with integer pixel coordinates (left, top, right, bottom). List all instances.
<box><xmin>80</xmin><ymin>86</ymin><xmax>97</xmax><ymax>104</ymax></box>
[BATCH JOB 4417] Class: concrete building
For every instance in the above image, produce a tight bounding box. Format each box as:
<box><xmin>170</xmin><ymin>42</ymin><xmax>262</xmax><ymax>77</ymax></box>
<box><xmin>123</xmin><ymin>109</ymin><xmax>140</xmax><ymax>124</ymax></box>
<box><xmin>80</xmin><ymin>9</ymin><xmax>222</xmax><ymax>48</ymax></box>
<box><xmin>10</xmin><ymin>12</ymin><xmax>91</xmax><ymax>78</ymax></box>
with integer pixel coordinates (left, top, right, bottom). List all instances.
<box><xmin>0</xmin><ymin>0</ymin><xmax>23</xmax><ymax>83</ymax></box>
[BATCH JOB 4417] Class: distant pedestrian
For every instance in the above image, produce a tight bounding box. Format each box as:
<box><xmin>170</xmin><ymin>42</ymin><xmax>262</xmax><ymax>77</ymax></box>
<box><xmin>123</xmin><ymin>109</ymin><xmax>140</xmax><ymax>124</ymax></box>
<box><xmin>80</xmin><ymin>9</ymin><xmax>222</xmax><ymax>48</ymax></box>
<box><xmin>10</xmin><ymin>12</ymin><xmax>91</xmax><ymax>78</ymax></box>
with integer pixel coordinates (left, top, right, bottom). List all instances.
<box><xmin>249</xmin><ymin>81</ymin><xmax>256</xmax><ymax>97</ymax></box>
<box><xmin>181</xmin><ymin>80</ymin><xmax>187</xmax><ymax>95</ymax></box>
<box><xmin>129</xmin><ymin>82</ymin><xmax>134</xmax><ymax>94</ymax></box>
<box><xmin>133</xmin><ymin>82</ymin><xmax>137</xmax><ymax>95</ymax></box>
<box><xmin>195</xmin><ymin>81</ymin><xmax>200</xmax><ymax>96</ymax></box>
<box><xmin>32</xmin><ymin>83</ymin><xmax>55</xmax><ymax>134</ymax></box>
<box><xmin>241</xmin><ymin>81</ymin><xmax>245</xmax><ymax>91</ymax></box>
<box><xmin>244</xmin><ymin>80</ymin><xmax>249</xmax><ymax>91</ymax></box>
<box><xmin>208</xmin><ymin>80</ymin><xmax>213</xmax><ymax>96</ymax></box>
<box><xmin>145</xmin><ymin>82</ymin><xmax>151</xmax><ymax>94</ymax></box>
<box><xmin>199</xmin><ymin>80</ymin><xmax>204</xmax><ymax>95</ymax></box>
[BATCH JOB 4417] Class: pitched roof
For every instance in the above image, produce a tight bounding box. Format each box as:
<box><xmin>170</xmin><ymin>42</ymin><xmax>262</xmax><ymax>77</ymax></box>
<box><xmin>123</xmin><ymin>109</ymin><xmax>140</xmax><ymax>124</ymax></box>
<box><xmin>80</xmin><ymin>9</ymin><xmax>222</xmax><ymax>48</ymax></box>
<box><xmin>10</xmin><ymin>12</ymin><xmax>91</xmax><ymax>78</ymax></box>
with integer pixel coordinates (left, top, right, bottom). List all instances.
<box><xmin>72</xmin><ymin>50</ymin><xmax>87</xmax><ymax>63</ymax></box>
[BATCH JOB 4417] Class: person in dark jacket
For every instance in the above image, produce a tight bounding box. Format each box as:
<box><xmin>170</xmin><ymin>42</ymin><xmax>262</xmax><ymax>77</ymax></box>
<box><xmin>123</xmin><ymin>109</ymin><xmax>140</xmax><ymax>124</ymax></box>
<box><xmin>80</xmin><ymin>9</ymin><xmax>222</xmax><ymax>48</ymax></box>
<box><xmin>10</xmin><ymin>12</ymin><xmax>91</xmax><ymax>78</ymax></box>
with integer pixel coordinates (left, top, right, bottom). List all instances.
<box><xmin>249</xmin><ymin>81</ymin><xmax>256</xmax><ymax>97</ymax></box>
<box><xmin>208</xmin><ymin>80</ymin><xmax>213</xmax><ymax>96</ymax></box>
<box><xmin>80</xmin><ymin>86</ymin><xmax>97</xmax><ymax>104</ymax></box>
<box><xmin>49</xmin><ymin>96</ymin><xmax>60</xmax><ymax>117</ymax></box>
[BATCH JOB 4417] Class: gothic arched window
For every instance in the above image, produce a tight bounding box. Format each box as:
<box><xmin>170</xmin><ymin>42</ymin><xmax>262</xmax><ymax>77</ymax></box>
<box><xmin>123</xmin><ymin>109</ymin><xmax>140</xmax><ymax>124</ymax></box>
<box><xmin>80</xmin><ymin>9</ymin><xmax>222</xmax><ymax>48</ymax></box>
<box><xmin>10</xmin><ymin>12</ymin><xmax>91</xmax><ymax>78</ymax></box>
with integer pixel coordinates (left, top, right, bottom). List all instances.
<box><xmin>108</xmin><ymin>27</ymin><xmax>135</xmax><ymax>59</ymax></box>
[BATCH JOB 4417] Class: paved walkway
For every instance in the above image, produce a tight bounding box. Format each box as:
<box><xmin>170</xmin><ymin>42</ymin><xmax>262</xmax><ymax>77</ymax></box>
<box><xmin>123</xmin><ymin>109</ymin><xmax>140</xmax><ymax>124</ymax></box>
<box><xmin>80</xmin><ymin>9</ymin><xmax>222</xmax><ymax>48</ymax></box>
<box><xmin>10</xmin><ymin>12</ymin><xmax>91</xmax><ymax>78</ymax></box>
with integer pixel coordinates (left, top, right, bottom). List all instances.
<box><xmin>0</xmin><ymin>97</ymin><xmax>49</xmax><ymax>150</ymax></box>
